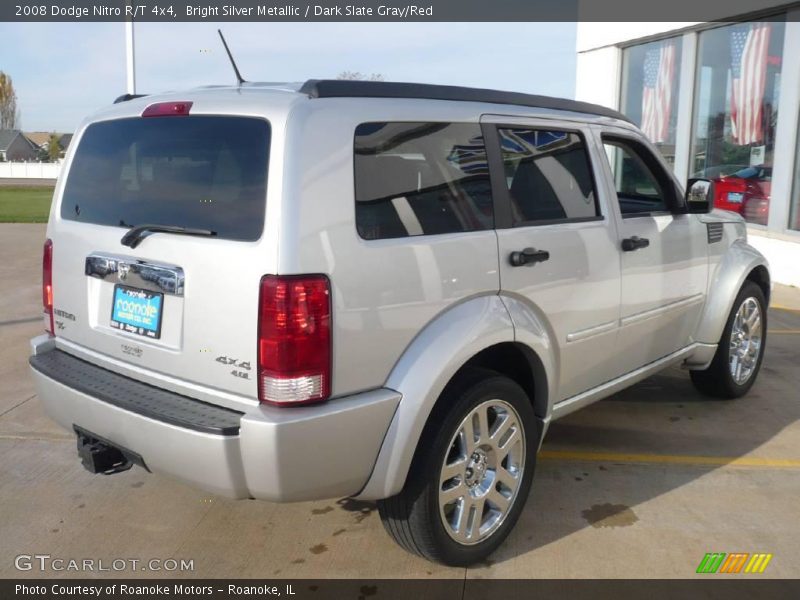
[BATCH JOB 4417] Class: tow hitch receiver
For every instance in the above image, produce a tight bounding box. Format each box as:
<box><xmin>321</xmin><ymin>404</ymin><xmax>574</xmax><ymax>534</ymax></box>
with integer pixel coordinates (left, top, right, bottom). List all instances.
<box><xmin>74</xmin><ymin>426</ymin><xmax>142</xmax><ymax>475</ymax></box>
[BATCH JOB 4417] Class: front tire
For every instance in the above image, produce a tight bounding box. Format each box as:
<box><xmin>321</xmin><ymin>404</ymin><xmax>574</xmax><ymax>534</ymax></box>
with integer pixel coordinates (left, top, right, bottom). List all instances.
<box><xmin>690</xmin><ymin>281</ymin><xmax>767</xmax><ymax>399</ymax></box>
<box><xmin>377</xmin><ymin>369</ymin><xmax>538</xmax><ymax>566</ymax></box>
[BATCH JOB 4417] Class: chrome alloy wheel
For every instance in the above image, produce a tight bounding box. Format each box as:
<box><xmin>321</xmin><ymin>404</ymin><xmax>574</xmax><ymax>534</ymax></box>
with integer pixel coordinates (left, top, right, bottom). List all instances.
<box><xmin>729</xmin><ymin>297</ymin><xmax>763</xmax><ymax>385</ymax></box>
<box><xmin>438</xmin><ymin>399</ymin><xmax>526</xmax><ymax>545</ymax></box>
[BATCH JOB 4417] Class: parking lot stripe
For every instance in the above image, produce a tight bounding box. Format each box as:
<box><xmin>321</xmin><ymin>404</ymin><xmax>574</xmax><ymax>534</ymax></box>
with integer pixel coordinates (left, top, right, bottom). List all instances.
<box><xmin>539</xmin><ymin>450</ymin><xmax>800</xmax><ymax>469</ymax></box>
<box><xmin>0</xmin><ymin>316</ymin><xmax>40</xmax><ymax>328</ymax></box>
<box><xmin>771</xmin><ymin>304</ymin><xmax>800</xmax><ymax>313</ymax></box>
<box><xmin>768</xmin><ymin>329</ymin><xmax>800</xmax><ymax>334</ymax></box>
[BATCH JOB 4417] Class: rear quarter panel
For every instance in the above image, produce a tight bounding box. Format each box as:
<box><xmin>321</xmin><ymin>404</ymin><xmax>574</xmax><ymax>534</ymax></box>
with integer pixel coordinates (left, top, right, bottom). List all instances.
<box><xmin>280</xmin><ymin>98</ymin><xmax>503</xmax><ymax>397</ymax></box>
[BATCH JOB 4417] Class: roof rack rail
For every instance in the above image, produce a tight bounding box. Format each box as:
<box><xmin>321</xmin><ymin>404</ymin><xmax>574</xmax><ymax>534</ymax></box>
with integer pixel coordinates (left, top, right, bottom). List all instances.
<box><xmin>299</xmin><ymin>79</ymin><xmax>632</xmax><ymax>124</ymax></box>
<box><xmin>114</xmin><ymin>93</ymin><xmax>149</xmax><ymax>104</ymax></box>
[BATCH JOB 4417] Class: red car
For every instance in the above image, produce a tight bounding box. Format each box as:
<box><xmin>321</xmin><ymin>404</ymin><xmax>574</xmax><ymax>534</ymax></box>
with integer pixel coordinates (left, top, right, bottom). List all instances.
<box><xmin>710</xmin><ymin>166</ymin><xmax>772</xmax><ymax>225</ymax></box>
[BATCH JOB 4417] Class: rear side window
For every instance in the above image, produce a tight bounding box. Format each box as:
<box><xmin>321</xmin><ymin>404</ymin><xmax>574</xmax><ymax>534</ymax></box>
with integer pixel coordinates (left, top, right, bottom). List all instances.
<box><xmin>498</xmin><ymin>128</ymin><xmax>598</xmax><ymax>225</ymax></box>
<box><xmin>61</xmin><ymin>116</ymin><xmax>270</xmax><ymax>241</ymax></box>
<box><xmin>354</xmin><ymin>122</ymin><xmax>493</xmax><ymax>240</ymax></box>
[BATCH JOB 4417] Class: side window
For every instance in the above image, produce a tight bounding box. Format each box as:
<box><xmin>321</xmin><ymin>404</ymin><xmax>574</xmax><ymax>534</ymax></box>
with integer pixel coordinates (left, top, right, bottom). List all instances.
<box><xmin>354</xmin><ymin>122</ymin><xmax>493</xmax><ymax>240</ymax></box>
<box><xmin>498</xmin><ymin>128</ymin><xmax>599</xmax><ymax>225</ymax></box>
<box><xmin>602</xmin><ymin>137</ymin><xmax>675</xmax><ymax>216</ymax></box>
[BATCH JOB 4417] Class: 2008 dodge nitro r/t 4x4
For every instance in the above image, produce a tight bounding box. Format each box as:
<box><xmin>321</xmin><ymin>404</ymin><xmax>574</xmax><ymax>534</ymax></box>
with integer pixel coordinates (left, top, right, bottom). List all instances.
<box><xmin>30</xmin><ymin>80</ymin><xmax>769</xmax><ymax>566</ymax></box>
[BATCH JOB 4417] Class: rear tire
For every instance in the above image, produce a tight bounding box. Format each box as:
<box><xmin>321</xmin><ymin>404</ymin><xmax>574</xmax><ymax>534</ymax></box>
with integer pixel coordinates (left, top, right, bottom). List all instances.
<box><xmin>690</xmin><ymin>281</ymin><xmax>767</xmax><ymax>399</ymax></box>
<box><xmin>377</xmin><ymin>368</ymin><xmax>538</xmax><ymax>566</ymax></box>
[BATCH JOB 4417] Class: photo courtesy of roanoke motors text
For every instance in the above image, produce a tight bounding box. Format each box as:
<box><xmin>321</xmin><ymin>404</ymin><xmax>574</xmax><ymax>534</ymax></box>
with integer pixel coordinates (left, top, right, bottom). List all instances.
<box><xmin>1</xmin><ymin>0</ymin><xmax>800</xmax><ymax>597</ymax></box>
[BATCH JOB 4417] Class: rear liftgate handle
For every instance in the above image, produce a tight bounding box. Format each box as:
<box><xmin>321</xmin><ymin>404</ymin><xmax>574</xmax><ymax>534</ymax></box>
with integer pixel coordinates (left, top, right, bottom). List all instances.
<box><xmin>509</xmin><ymin>247</ymin><xmax>550</xmax><ymax>267</ymax></box>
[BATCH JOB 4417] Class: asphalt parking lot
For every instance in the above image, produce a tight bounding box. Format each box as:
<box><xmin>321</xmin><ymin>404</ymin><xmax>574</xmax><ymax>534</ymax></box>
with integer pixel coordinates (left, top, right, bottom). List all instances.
<box><xmin>1</xmin><ymin>223</ymin><xmax>799</xmax><ymax>579</ymax></box>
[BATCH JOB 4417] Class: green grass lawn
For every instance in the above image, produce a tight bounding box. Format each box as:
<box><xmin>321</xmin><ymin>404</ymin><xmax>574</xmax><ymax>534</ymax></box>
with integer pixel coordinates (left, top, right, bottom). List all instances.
<box><xmin>0</xmin><ymin>187</ymin><xmax>54</xmax><ymax>223</ymax></box>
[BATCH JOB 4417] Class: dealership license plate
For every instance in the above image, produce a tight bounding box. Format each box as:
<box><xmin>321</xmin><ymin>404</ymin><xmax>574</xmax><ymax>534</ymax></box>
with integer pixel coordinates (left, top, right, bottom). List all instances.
<box><xmin>727</xmin><ymin>192</ymin><xmax>744</xmax><ymax>203</ymax></box>
<box><xmin>110</xmin><ymin>285</ymin><xmax>163</xmax><ymax>339</ymax></box>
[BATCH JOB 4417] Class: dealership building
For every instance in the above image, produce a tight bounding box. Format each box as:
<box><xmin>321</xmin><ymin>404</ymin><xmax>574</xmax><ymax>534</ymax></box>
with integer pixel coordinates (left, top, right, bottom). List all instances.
<box><xmin>576</xmin><ymin>5</ymin><xmax>800</xmax><ymax>286</ymax></box>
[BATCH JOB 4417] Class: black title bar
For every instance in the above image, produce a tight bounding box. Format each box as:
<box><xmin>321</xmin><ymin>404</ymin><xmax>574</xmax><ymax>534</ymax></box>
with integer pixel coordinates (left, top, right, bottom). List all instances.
<box><xmin>2</xmin><ymin>0</ymin><xmax>799</xmax><ymax>22</ymax></box>
<box><xmin>5</xmin><ymin>579</ymin><xmax>800</xmax><ymax>600</ymax></box>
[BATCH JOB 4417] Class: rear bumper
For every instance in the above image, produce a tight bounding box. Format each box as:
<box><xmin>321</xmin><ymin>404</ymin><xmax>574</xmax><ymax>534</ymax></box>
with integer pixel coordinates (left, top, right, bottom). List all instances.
<box><xmin>29</xmin><ymin>335</ymin><xmax>400</xmax><ymax>501</ymax></box>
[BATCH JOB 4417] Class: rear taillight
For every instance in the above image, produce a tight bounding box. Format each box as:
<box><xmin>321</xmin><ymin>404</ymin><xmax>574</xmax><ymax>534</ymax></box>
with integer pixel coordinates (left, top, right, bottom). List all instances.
<box><xmin>257</xmin><ymin>275</ymin><xmax>331</xmax><ymax>406</ymax></box>
<box><xmin>42</xmin><ymin>238</ymin><xmax>54</xmax><ymax>335</ymax></box>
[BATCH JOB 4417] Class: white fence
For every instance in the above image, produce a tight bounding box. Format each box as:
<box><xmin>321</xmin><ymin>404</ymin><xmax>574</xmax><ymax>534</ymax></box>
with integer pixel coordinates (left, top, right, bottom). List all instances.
<box><xmin>0</xmin><ymin>161</ymin><xmax>62</xmax><ymax>180</ymax></box>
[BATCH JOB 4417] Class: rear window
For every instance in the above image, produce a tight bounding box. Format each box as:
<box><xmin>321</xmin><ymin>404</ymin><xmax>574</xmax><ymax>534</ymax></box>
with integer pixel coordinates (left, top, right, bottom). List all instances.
<box><xmin>354</xmin><ymin>122</ymin><xmax>493</xmax><ymax>240</ymax></box>
<box><xmin>61</xmin><ymin>116</ymin><xmax>270</xmax><ymax>241</ymax></box>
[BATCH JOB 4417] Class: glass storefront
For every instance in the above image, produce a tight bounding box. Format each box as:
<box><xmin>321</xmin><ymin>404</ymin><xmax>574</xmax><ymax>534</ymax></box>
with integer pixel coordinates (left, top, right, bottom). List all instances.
<box><xmin>690</xmin><ymin>19</ymin><xmax>785</xmax><ymax>225</ymax></box>
<box><xmin>792</xmin><ymin>117</ymin><xmax>800</xmax><ymax>231</ymax></box>
<box><xmin>621</xmin><ymin>37</ymin><xmax>683</xmax><ymax>165</ymax></box>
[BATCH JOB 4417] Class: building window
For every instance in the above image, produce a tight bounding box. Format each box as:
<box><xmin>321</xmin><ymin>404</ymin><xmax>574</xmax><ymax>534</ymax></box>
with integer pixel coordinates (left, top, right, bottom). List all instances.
<box><xmin>791</xmin><ymin>116</ymin><xmax>800</xmax><ymax>232</ymax></box>
<box><xmin>690</xmin><ymin>19</ymin><xmax>785</xmax><ymax>226</ymax></box>
<box><xmin>621</xmin><ymin>36</ymin><xmax>683</xmax><ymax>165</ymax></box>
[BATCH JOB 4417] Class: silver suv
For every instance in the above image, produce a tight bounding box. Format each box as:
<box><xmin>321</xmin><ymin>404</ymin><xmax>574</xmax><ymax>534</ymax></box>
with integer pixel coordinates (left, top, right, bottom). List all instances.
<box><xmin>30</xmin><ymin>80</ymin><xmax>770</xmax><ymax>566</ymax></box>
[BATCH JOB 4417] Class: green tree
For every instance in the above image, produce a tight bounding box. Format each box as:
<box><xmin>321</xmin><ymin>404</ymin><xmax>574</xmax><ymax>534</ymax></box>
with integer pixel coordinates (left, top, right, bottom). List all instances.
<box><xmin>0</xmin><ymin>71</ymin><xmax>20</xmax><ymax>129</ymax></box>
<box><xmin>47</xmin><ymin>133</ymin><xmax>61</xmax><ymax>162</ymax></box>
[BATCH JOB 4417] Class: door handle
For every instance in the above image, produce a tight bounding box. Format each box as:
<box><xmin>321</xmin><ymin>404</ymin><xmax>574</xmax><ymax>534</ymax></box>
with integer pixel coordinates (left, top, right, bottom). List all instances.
<box><xmin>621</xmin><ymin>236</ymin><xmax>650</xmax><ymax>252</ymax></box>
<box><xmin>509</xmin><ymin>247</ymin><xmax>550</xmax><ymax>267</ymax></box>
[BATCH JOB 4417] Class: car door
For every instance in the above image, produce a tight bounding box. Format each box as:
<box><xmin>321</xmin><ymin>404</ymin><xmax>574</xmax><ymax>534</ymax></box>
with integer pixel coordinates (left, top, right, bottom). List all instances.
<box><xmin>483</xmin><ymin>116</ymin><xmax>621</xmax><ymax>402</ymax></box>
<box><xmin>595</xmin><ymin>127</ymin><xmax>708</xmax><ymax>373</ymax></box>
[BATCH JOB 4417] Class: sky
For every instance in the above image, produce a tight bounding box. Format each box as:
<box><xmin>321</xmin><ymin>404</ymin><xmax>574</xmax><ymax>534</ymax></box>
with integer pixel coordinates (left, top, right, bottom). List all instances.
<box><xmin>0</xmin><ymin>22</ymin><xmax>577</xmax><ymax>133</ymax></box>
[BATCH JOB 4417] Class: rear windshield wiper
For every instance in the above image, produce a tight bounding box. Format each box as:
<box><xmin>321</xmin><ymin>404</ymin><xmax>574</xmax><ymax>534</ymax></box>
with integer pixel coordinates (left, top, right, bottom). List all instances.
<box><xmin>120</xmin><ymin>224</ymin><xmax>217</xmax><ymax>249</ymax></box>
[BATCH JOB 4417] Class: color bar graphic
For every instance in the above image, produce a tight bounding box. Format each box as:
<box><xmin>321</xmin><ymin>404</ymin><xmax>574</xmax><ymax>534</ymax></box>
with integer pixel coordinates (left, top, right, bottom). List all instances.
<box><xmin>697</xmin><ymin>552</ymin><xmax>772</xmax><ymax>574</ymax></box>
<box><xmin>744</xmin><ymin>553</ymin><xmax>773</xmax><ymax>573</ymax></box>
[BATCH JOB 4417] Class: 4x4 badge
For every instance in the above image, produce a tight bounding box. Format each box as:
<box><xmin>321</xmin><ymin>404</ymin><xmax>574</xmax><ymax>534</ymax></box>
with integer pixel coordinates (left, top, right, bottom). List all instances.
<box><xmin>215</xmin><ymin>356</ymin><xmax>251</xmax><ymax>370</ymax></box>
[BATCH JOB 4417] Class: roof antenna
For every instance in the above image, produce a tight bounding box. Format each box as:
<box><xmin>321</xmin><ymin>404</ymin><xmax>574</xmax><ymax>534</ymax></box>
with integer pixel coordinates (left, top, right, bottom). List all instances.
<box><xmin>217</xmin><ymin>29</ymin><xmax>246</xmax><ymax>86</ymax></box>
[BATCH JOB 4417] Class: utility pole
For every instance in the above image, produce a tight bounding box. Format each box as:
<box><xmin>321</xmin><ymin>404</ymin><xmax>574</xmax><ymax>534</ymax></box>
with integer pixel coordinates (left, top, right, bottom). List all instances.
<box><xmin>125</xmin><ymin>9</ymin><xmax>136</xmax><ymax>94</ymax></box>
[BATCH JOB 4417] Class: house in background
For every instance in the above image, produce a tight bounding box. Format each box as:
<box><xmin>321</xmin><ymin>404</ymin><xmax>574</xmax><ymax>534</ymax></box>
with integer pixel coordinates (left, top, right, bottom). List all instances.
<box><xmin>0</xmin><ymin>130</ymin><xmax>38</xmax><ymax>161</ymax></box>
<box><xmin>24</xmin><ymin>131</ymin><xmax>73</xmax><ymax>159</ymax></box>
<box><xmin>24</xmin><ymin>132</ymin><xmax>52</xmax><ymax>150</ymax></box>
<box><xmin>58</xmin><ymin>133</ymin><xmax>72</xmax><ymax>155</ymax></box>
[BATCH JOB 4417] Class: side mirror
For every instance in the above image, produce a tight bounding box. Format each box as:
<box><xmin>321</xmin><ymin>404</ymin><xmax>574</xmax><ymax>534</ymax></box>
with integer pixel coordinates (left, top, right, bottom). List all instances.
<box><xmin>685</xmin><ymin>178</ymin><xmax>714</xmax><ymax>214</ymax></box>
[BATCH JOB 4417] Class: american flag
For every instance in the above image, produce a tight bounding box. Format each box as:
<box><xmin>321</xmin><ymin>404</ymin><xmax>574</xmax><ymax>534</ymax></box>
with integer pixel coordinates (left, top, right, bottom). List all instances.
<box><xmin>641</xmin><ymin>39</ymin><xmax>677</xmax><ymax>143</ymax></box>
<box><xmin>729</xmin><ymin>23</ymin><xmax>771</xmax><ymax>145</ymax></box>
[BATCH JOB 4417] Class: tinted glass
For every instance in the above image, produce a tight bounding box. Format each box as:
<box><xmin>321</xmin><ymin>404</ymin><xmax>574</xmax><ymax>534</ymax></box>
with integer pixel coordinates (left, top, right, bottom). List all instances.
<box><xmin>498</xmin><ymin>129</ymin><xmax>598</xmax><ymax>224</ymax></box>
<box><xmin>62</xmin><ymin>116</ymin><xmax>270</xmax><ymax>241</ymax></box>
<box><xmin>621</xmin><ymin>36</ymin><xmax>683</xmax><ymax>165</ymax></box>
<box><xmin>690</xmin><ymin>19</ymin><xmax>784</xmax><ymax>226</ymax></box>
<box><xmin>354</xmin><ymin>122</ymin><xmax>493</xmax><ymax>240</ymax></box>
<box><xmin>603</xmin><ymin>139</ymin><xmax>668</xmax><ymax>215</ymax></box>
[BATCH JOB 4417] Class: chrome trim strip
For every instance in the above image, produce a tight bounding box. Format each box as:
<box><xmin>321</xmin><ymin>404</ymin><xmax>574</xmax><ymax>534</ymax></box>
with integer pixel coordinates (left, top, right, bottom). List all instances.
<box><xmin>85</xmin><ymin>253</ymin><xmax>185</xmax><ymax>297</ymax></box>
<box><xmin>566</xmin><ymin>320</ymin><xmax>617</xmax><ymax>343</ymax></box>
<box><xmin>620</xmin><ymin>293</ymin><xmax>704</xmax><ymax>328</ymax></box>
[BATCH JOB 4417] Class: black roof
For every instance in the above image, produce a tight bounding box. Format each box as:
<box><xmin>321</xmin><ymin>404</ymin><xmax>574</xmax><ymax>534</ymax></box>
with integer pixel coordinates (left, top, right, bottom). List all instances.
<box><xmin>299</xmin><ymin>79</ymin><xmax>632</xmax><ymax>124</ymax></box>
